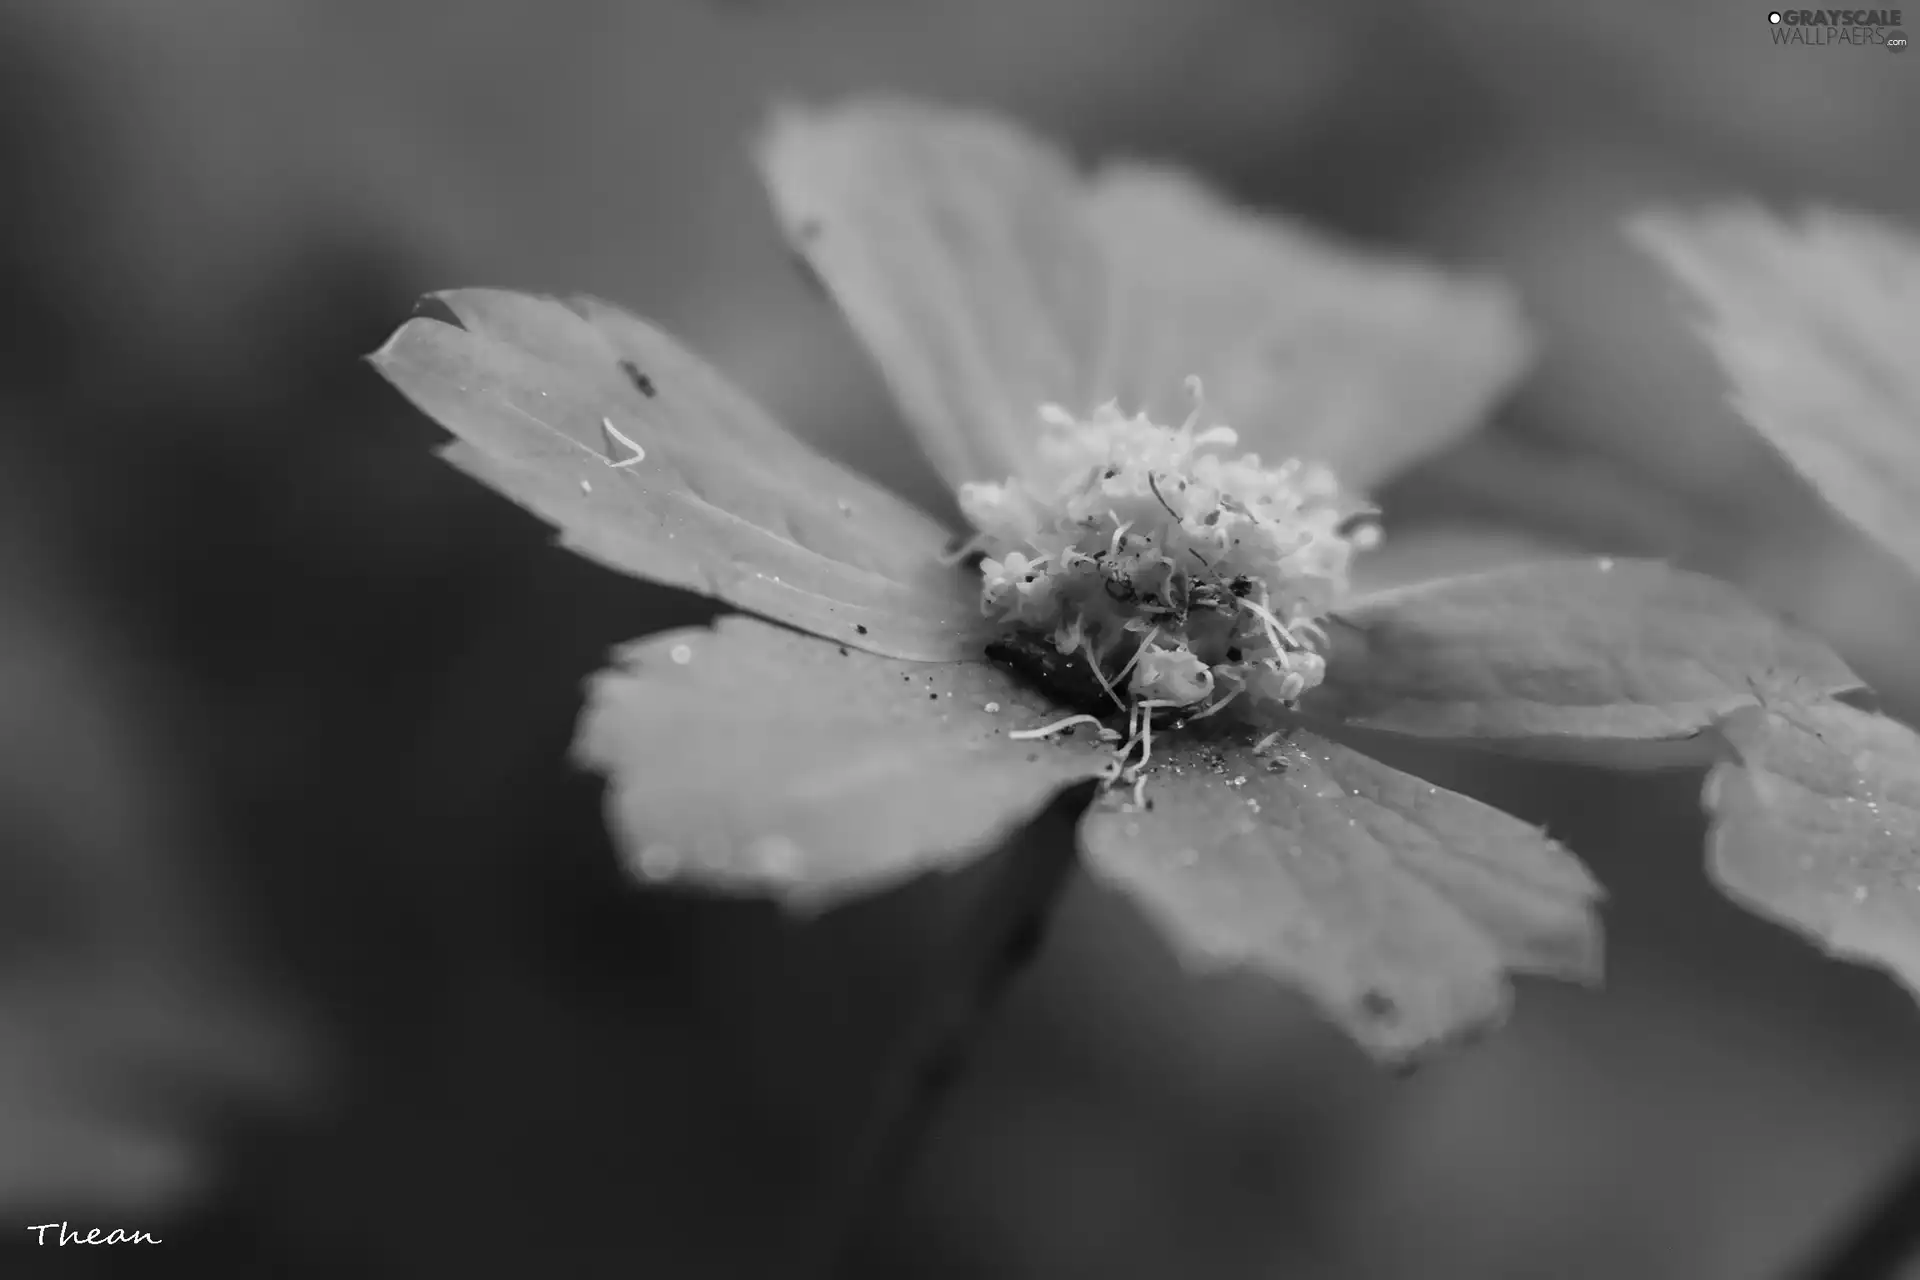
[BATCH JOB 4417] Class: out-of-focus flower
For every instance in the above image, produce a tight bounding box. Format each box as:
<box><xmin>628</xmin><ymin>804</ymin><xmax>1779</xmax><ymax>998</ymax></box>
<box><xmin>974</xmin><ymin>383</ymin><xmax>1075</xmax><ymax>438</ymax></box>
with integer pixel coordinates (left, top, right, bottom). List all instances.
<box><xmin>371</xmin><ymin>98</ymin><xmax>1858</xmax><ymax>1062</ymax></box>
<box><xmin>1628</xmin><ymin>205</ymin><xmax>1920</xmax><ymax>1004</ymax></box>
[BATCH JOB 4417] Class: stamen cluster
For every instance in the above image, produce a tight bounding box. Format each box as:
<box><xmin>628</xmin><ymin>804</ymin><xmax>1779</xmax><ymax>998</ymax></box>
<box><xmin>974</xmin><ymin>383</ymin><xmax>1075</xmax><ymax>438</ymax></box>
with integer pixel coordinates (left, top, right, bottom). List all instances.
<box><xmin>959</xmin><ymin>378</ymin><xmax>1377</xmax><ymax>796</ymax></box>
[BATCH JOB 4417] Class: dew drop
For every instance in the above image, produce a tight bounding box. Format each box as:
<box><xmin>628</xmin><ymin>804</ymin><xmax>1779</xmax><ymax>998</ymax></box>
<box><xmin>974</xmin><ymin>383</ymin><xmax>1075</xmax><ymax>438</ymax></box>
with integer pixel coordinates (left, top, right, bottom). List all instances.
<box><xmin>670</xmin><ymin>644</ymin><xmax>693</xmax><ymax>665</ymax></box>
<box><xmin>984</xmin><ymin>702</ymin><xmax>1001</xmax><ymax>713</ymax></box>
<box><xmin>749</xmin><ymin>834</ymin><xmax>802</xmax><ymax>879</ymax></box>
<box><xmin>637</xmin><ymin>843</ymin><xmax>681</xmax><ymax>880</ymax></box>
<box><xmin>580</xmin><ymin>479</ymin><xmax>592</xmax><ymax>494</ymax></box>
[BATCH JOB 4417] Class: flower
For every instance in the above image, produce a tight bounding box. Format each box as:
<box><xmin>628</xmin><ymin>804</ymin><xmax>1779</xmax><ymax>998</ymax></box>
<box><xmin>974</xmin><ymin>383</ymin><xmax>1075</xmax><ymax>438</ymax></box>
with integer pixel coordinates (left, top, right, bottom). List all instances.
<box><xmin>371</xmin><ymin>98</ymin><xmax>1861</xmax><ymax>1061</ymax></box>
<box><xmin>1632</xmin><ymin>205</ymin><xmax>1920</xmax><ymax>1003</ymax></box>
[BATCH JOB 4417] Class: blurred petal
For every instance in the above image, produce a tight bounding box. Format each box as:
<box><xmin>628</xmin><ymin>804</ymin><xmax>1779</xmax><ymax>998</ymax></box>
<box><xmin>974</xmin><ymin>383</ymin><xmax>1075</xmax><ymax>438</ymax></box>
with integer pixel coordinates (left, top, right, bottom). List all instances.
<box><xmin>1707</xmin><ymin>701</ymin><xmax>1920</xmax><ymax>1001</ymax></box>
<box><xmin>576</xmin><ymin>616</ymin><xmax>1108</xmax><ymax>911</ymax></box>
<box><xmin>372</xmin><ymin>289</ymin><xmax>991</xmax><ymax>660</ymax></box>
<box><xmin>1304</xmin><ymin>559</ymin><xmax>1863</xmax><ymax>768</ymax></box>
<box><xmin>758</xmin><ymin>98</ymin><xmax>1106</xmax><ymax>489</ymax></box>
<box><xmin>760</xmin><ymin>97</ymin><xmax>1532</xmax><ymax>495</ymax></box>
<box><xmin>1079</xmin><ymin>729</ymin><xmax>1601</xmax><ymax>1064</ymax></box>
<box><xmin>1086</xmin><ymin>164</ymin><xmax>1535</xmax><ymax>490</ymax></box>
<box><xmin>1633</xmin><ymin>205</ymin><xmax>1920</xmax><ymax>584</ymax></box>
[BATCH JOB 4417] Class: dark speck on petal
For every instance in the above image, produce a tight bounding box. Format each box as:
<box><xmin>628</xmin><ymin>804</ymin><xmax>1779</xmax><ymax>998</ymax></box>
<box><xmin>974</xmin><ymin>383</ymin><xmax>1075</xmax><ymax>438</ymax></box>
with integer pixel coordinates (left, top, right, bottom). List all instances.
<box><xmin>1361</xmin><ymin>989</ymin><xmax>1398</xmax><ymax>1020</ymax></box>
<box><xmin>856</xmin><ymin>624</ymin><xmax>869</xmax><ymax>635</ymax></box>
<box><xmin>618</xmin><ymin>359</ymin><xmax>657</xmax><ymax>398</ymax></box>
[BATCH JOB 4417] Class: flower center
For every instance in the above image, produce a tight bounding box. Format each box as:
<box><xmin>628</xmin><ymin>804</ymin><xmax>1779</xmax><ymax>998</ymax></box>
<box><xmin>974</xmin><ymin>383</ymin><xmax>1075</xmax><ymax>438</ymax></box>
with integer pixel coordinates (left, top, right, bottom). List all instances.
<box><xmin>960</xmin><ymin>378</ymin><xmax>1378</xmax><ymax>799</ymax></box>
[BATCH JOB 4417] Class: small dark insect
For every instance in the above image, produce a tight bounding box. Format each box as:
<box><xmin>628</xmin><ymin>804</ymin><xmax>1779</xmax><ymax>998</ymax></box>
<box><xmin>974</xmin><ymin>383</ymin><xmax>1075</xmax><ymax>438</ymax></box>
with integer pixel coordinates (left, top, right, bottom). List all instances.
<box><xmin>986</xmin><ymin>633</ymin><xmax>1114</xmax><ymax>716</ymax></box>
<box><xmin>1229</xmin><ymin>575</ymin><xmax>1255</xmax><ymax>597</ymax></box>
<box><xmin>838</xmin><ymin>646</ymin><xmax>850</xmax><ymax>656</ymax></box>
<box><xmin>856</xmin><ymin>624</ymin><xmax>869</xmax><ymax>635</ymax></box>
<box><xmin>618</xmin><ymin>359</ymin><xmax>657</xmax><ymax>398</ymax></box>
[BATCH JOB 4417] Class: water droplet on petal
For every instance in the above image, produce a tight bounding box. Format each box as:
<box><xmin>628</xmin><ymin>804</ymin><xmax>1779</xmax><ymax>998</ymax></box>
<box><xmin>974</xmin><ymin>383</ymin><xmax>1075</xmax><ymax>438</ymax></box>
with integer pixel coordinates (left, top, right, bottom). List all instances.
<box><xmin>984</xmin><ymin>702</ymin><xmax>1001</xmax><ymax>713</ymax></box>
<box><xmin>670</xmin><ymin>644</ymin><xmax>693</xmax><ymax>665</ymax></box>
<box><xmin>1596</xmin><ymin>557</ymin><xmax>1615</xmax><ymax>572</ymax></box>
<box><xmin>749</xmin><ymin>834</ymin><xmax>802</xmax><ymax>879</ymax></box>
<box><xmin>1851</xmin><ymin>884</ymin><xmax>1869</xmax><ymax>903</ymax></box>
<box><xmin>580</xmin><ymin>479</ymin><xmax>592</xmax><ymax>494</ymax></box>
<box><xmin>638</xmin><ymin>844</ymin><xmax>681</xmax><ymax>880</ymax></box>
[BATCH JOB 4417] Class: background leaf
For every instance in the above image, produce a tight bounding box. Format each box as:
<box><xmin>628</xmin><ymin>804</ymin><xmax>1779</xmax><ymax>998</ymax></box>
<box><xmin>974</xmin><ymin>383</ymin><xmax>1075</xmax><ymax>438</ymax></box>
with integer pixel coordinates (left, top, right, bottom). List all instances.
<box><xmin>1078</xmin><ymin>727</ymin><xmax>1601</xmax><ymax>1063</ymax></box>
<box><xmin>1303</xmin><ymin>558</ymin><xmax>1863</xmax><ymax>766</ymax></box>
<box><xmin>1706</xmin><ymin>700</ymin><xmax>1920</xmax><ymax>1002</ymax></box>
<box><xmin>371</xmin><ymin>289</ymin><xmax>991</xmax><ymax>660</ymax></box>
<box><xmin>1633</xmin><ymin>205</ymin><xmax>1920</xmax><ymax>583</ymax></box>
<box><xmin>1086</xmin><ymin>164</ymin><xmax>1535</xmax><ymax>492</ymax></box>
<box><xmin>575</xmin><ymin>615</ymin><xmax>1108</xmax><ymax>911</ymax></box>
<box><xmin>758</xmin><ymin>98</ymin><xmax>1107</xmax><ymax>491</ymax></box>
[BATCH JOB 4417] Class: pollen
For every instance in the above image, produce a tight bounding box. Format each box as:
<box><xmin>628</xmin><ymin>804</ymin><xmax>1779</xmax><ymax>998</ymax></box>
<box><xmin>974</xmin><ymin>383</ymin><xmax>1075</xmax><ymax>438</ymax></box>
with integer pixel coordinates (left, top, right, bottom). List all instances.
<box><xmin>961</xmin><ymin>377</ymin><xmax>1377</xmax><ymax>798</ymax></box>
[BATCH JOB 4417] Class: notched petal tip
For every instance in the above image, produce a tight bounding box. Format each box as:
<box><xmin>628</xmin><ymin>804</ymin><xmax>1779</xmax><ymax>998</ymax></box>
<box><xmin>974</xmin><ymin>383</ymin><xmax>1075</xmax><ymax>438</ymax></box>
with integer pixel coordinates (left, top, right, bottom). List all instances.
<box><xmin>410</xmin><ymin>292</ymin><xmax>469</xmax><ymax>331</ymax></box>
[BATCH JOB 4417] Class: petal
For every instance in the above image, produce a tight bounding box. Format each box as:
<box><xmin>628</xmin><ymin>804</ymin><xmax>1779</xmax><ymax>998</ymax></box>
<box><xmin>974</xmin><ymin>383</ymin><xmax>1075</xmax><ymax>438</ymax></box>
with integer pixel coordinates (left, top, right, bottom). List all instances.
<box><xmin>759</xmin><ymin>97</ymin><xmax>1531</xmax><ymax>497</ymax></box>
<box><xmin>1085</xmin><ymin>164</ymin><xmax>1536</xmax><ymax>490</ymax></box>
<box><xmin>370</xmin><ymin>289</ymin><xmax>992</xmax><ymax>660</ymax></box>
<box><xmin>1303</xmin><ymin>558</ymin><xmax>1864</xmax><ymax>768</ymax></box>
<box><xmin>1633</xmin><ymin>205</ymin><xmax>1920</xmax><ymax>584</ymax></box>
<box><xmin>1706</xmin><ymin>700</ymin><xmax>1920</xmax><ymax>1001</ymax></box>
<box><xmin>1078</xmin><ymin>729</ymin><xmax>1601</xmax><ymax>1064</ymax></box>
<box><xmin>576</xmin><ymin>616</ymin><xmax>1109</xmax><ymax>911</ymax></box>
<box><xmin>757</xmin><ymin>98</ymin><xmax>1106</xmax><ymax>489</ymax></box>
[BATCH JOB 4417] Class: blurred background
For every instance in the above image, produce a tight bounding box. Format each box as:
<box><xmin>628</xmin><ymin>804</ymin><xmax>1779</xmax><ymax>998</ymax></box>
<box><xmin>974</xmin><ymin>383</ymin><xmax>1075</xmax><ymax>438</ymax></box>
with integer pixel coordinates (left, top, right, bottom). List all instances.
<box><xmin>3</xmin><ymin>0</ymin><xmax>1920</xmax><ymax>1275</ymax></box>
